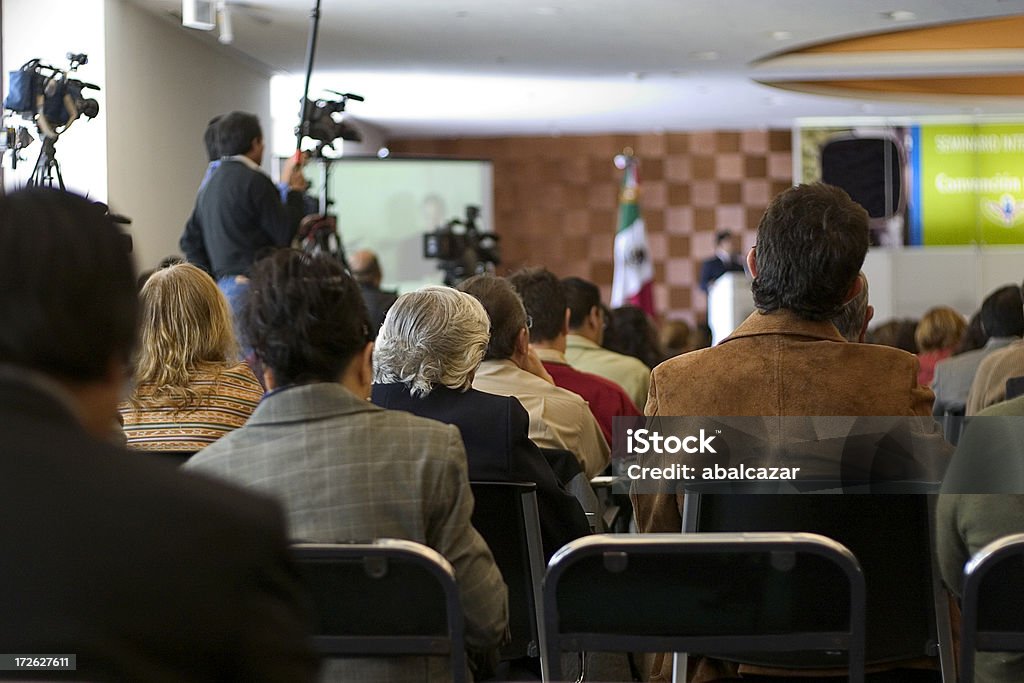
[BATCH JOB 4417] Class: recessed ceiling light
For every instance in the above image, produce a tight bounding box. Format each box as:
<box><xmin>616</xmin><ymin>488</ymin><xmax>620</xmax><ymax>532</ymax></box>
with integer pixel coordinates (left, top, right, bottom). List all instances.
<box><xmin>881</xmin><ymin>10</ymin><xmax>916</xmax><ymax>21</ymax></box>
<box><xmin>770</xmin><ymin>31</ymin><xmax>793</xmax><ymax>40</ymax></box>
<box><xmin>689</xmin><ymin>50</ymin><xmax>719</xmax><ymax>61</ymax></box>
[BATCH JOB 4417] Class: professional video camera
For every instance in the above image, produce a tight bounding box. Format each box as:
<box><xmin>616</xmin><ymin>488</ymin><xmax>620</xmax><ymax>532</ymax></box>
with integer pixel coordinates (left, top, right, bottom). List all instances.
<box><xmin>423</xmin><ymin>205</ymin><xmax>501</xmax><ymax>286</ymax></box>
<box><xmin>298</xmin><ymin>90</ymin><xmax>363</xmax><ymax>148</ymax></box>
<box><xmin>2</xmin><ymin>52</ymin><xmax>100</xmax><ymax>186</ymax></box>
<box><xmin>5</xmin><ymin>53</ymin><xmax>99</xmax><ymax>134</ymax></box>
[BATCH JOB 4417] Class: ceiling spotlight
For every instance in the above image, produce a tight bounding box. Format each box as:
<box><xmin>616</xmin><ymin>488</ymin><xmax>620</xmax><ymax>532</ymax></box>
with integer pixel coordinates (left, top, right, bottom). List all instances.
<box><xmin>377</xmin><ymin>147</ymin><xmax>390</xmax><ymax>159</ymax></box>
<box><xmin>770</xmin><ymin>30</ymin><xmax>793</xmax><ymax>40</ymax></box>
<box><xmin>881</xmin><ymin>10</ymin><xmax>917</xmax><ymax>21</ymax></box>
<box><xmin>217</xmin><ymin>0</ymin><xmax>232</xmax><ymax>44</ymax></box>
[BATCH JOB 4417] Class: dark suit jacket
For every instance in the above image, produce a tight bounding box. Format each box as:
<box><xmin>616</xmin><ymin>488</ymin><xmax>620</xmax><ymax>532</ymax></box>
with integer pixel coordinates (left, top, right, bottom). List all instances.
<box><xmin>180</xmin><ymin>159</ymin><xmax>305</xmax><ymax>278</ymax></box>
<box><xmin>698</xmin><ymin>254</ymin><xmax>745</xmax><ymax>293</ymax></box>
<box><xmin>360</xmin><ymin>283</ymin><xmax>398</xmax><ymax>336</ymax></box>
<box><xmin>371</xmin><ymin>383</ymin><xmax>590</xmax><ymax>559</ymax></box>
<box><xmin>0</xmin><ymin>372</ymin><xmax>317</xmax><ymax>682</ymax></box>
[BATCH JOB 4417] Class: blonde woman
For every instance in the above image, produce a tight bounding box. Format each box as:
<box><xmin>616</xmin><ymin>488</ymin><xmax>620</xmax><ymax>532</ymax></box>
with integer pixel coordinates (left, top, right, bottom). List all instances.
<box><xmin>119</xmin><ymin>263</ymin><xmax>263</xmax><ymax>454</ymax></box>
<box><xmin>915</xmin><ymin>305</ymin><xmax>968</xmax><ymax>387</ymax></box>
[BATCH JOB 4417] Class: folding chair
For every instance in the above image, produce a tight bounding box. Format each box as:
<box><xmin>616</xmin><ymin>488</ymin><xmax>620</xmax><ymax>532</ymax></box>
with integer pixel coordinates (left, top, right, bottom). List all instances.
<box><xmin>291</xmin><ymin>539</ymin><xmax>468</xmax><ymax>683</ymax></box>
<box><xmin>470</xmin><ymin>481</ymin><xmax>550</xmax><ymax>680</ymax></box>
<box><xmin>542</xmin><ymin>532</ymin><xmax>866</xmax><ymax>682</ymax></box>
<box><xmin>960</xmin><ymin>532</ymin><xmax>1024</xmax><ymax>682</ymax></box>
<box><xmin>681</xmin><ymin>488</ymin><xmax>955</xmax><ymax>682</ymax></box>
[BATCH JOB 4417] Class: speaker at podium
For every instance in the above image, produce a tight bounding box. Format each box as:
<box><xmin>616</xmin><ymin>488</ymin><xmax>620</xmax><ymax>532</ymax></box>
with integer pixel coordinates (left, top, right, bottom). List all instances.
<box><xmin>707</xmin><ymin>271</ymin><xmax>754</xmax><ymax>345</ymax></box>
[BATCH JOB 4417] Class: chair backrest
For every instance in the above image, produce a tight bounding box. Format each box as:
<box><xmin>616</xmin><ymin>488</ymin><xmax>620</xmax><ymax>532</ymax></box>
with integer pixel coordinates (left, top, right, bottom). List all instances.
<box><xmin>542</xmin><ymin>532</ymin><xmax>865</xmax><ymax>683</ymax></box>
<box><xmin>538</xmin><ymin>447</ymin><xmax>603</xmax><ymax>527</ymax></box>
<box><xmin>469</xmin><ymin>482</ymin><xmax>547</xmax><ymax>669</ymax></box>
<box><xmin>961</xmin><ymin>532</ymin><xmax>1024</xmax><ymax>682</ymax></box>
<box><xmin>291</xmin><ymin>539</ymin><xmax>467</xmax><ymax>683</ymax></box>
<box><xmin>683</xmin><ymin>491</ymin><xmax>949</xmax><ymax>673</ymax></box>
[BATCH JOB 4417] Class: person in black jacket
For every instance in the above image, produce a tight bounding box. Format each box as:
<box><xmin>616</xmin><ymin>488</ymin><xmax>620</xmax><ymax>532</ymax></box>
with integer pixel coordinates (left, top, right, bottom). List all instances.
<box><xmin>371</xmin><ymin>286</ymin><xmax>591</xmax><ymax>560</ymax></box>
<box><xmin>179</xmin><ymin>111</ymin><xmax>309</xmax><ymax>317</ymax></box>
<box><xmin>0</xmin><ymin>188</ymin><xmax>317</xmax><ymax>681</ymax></box>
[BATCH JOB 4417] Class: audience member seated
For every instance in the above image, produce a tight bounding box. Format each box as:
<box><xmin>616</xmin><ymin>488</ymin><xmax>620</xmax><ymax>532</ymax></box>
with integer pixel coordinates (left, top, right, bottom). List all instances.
<box><xmin>829</xmin><ymin>272</ymin><xmax>872</xmax><ymax>342</ymax></box>
<box><xmin>933</xmin><ymin>285</ymin><xmax>1023</xmax><ymax>418</ymax></box>
<box><xmin>508</xmin><ymin>267</ymin><xmax>640</xmax><ymax>447</ymax></box>
<box><xmin>562</xmin><ymin>276</ymin><xmax>652</xmax><ymax>411</ymax></box>
<box><xmin>659</xmin><ymin>319</ymin><xmax>693</xmax><ymax>358</ymax></box>
<box><xmin>938</xmin><ymin>412</ymin><xmax>1024</xmax><ymax>683</ymax></box>
<box><xmin>866</xmin><ymin>318</ymin><xmax>919</xmax><ymax>353</ymax></box>
<box><xmin>459</xmin><ymin>274</ymin><xmax>610</xmax><ymax>478</ymax></box>
<box><xmin>186</xmin><ymin>250</ymin><xmax>507</xmax><ymax>681</ymax></box>
<box><xmin>119</xmin><ymin>263</ymin><xmax>263</xmax><ymax>454</ymax></box>
<box><xmin>0</xmin><ymin>188</ymin><xmax>316</xmax><ymax>680</ymax></box>
<box><xmin>967</xmin><ymin>282</ymin><xmax>1024</xmax><ymax>415</ymax></box>
<box><xmin>603</xmin><ymin>304</ymin><xmax>665</xmax><ymax>369</ymax></box>
<box><xmin>632</xmin><ymin>183</ymin><xmax>951</xmax><ymax>682</ymax></box>
<box><xmin>371</xmin><ymin>285</ymin><xmax>590</xmax><ymax>559</ymax></box>
<box><xmin>955</xmin><ymin>310</ymin><xmax>989</xmax><ymax>355</ymax></box>
<box><xmin>916</xmin><ymin>306</ymin><xmax>968</xmax><ymax>387</ymax></box>
<box><xmin>348</xmin><ymin>248</ymin><xmax>397</xmax><ymax>336</ymax></box>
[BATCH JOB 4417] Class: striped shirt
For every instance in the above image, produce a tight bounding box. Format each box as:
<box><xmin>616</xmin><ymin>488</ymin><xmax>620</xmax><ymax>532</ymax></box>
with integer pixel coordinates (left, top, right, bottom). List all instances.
<box><xmin>119</xmin><ymin>362</ymin><xmax>264</xmax><ymax>452</ymax></box>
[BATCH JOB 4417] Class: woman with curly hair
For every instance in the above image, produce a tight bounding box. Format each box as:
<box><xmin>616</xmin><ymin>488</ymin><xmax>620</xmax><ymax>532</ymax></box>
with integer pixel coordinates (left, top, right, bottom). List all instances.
<box><xmin>119</xmin><ymin>263</ymin><xmax>263</xmax><ymax>455</ymax></box>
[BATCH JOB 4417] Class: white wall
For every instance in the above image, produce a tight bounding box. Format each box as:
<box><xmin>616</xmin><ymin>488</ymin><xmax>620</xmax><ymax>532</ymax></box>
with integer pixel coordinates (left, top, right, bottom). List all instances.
<box><xmin>863</xmin><ymin>246</ymin><xmax>1024</xmax><ymax>324</ymax></box>
<box><xmin>104</xmin><ymin>0</ymin><xmax>272</xmax><ymax>270</ymax></box>
<box><xmin>3</xmin><ymin>0</ymin><xmax>108</xmax><ymax>197</ymax></box>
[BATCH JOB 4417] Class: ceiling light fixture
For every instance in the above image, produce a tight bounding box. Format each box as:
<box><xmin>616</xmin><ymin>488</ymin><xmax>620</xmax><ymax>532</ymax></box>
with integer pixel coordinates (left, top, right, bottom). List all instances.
<box><xmin>881</xmin><ymin>10</ymin><xmax>917</xmax><ymax>21</ymax></box>
<box><xmin>689</xmin><ymin>50</ymin><xmax>719</xmax><ymax>61</ymax></box>
<box><xmin>770</xmin><ymin>31</ymin><xmax>793</xmax><ymax>40</ymax></box>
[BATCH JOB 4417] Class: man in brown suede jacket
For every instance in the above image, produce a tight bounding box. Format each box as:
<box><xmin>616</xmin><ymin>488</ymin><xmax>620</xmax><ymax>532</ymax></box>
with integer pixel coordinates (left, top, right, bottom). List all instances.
<box><xmin>632</xmin><ymin>183</ymin><xmax>951</xmax><ymax>682</ymax></box>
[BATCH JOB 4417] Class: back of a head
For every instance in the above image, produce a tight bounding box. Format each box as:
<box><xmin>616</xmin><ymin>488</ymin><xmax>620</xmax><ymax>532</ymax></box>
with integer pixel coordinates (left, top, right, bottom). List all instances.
<box><xmin>981</xmin><ymin>284</ymin><xmax>1024</xmax><ymax>338</ymax></box>
<box><xmin>867</xmin><ymin>319</ymin><xmax>919</xmax><ymax>354</ymax></box>
<box><xmin>217</xmin><ymin>111</ymin><xmax>261</xmax><ymax>158</ymax></box>
<box><xmin>605</xmin><ymin>305</ymin><xmax>663</xmax><ymax>368</ymax></box>
<box><xmin>915</xmin><ymin>306</ymin><xmax>967</xmax><ymax>353</ymax></box>
<box><xmin>830</xmin><ymin>272</ymin><xmax>870</xmax><ymax>342</ymax></box>
<box><xmin>507</xmin><ymin>267</ymin><xmax>566</xmax><ymax>343</ymax></box>
<box><xmin>660</xmin><ymin>320</ymin><xmax>692</xmax><ymax>356</ymax></box>
<box><xmin>241</xmin><ymin>250</ymin><xmax>369</xmax><ymax>385</ymax></box>
<box><xmin>203</xmin><ymin>115</ymin><xmax>222</xmax><ymax>162</ymax></box>
<box><xmin>134</xmin><ymin>263</ymin><xmax>237</xmax><ymax>393</ymax></box>
<box><xmin>752</xmin><ymin>183</ymin><xmax>869</xmax><ymax>321</ymax></box>
<box><xmin>457</xmin><ymin>274</ymin><xmax>527</xmax><ymax>361</ymax></box>
<box><xmin>0</xmin><ymin>188</ymin><xmax>137</xmax><ymax>382</ymax></box>
<box><xmin>562</xmin><ymin>276</ymin><xmax>601</xmax><ymax>329</ymax></box>
<box><xmin>349</xmin><ymin>249</ymin><xmax>382</xmax><ymax>287</ymax></box>
<box><xmin>373</xmin><ymin>286</ymin><xmax>490</xmax><ymax>397</ymax></box>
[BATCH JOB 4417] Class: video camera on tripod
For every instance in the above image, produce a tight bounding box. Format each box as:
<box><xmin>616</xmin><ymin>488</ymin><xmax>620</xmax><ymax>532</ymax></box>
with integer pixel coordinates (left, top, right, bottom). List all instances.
<box><xmin>2</xmin><ymin>52</ymin><xmax>100</xmax><ymax>187</ymax></box>
<box><xmin>423</xmin><ymin>205</ymin><xmax>501</xmax><ymax>286</ymax></box>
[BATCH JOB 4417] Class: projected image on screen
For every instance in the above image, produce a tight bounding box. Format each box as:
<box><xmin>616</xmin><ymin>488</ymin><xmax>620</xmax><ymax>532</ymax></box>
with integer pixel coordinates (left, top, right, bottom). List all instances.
<box><xmin>303</xmin><ymin>157</ymin><xmax>493</xmax><ymax>293</ymax></box>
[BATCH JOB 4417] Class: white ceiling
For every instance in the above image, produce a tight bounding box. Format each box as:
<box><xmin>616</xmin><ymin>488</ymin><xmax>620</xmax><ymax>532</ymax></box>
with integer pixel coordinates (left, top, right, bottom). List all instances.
<box><xmin>136</xmin><ymin>0</ymin><xmax>1024</xmax><ymax>138</ymax></box>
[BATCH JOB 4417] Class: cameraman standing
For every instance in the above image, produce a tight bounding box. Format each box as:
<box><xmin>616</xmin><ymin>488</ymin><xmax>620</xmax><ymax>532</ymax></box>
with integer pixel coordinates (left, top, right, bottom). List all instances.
<box><xmin>179</xmin><ymin>111</ymin><xmax>308</xmax><ymax>316</ymax></box>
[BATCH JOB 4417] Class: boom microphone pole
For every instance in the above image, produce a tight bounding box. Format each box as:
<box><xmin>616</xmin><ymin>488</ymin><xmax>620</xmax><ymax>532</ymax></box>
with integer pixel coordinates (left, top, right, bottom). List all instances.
<box><xmin>295</xmin><ymin>0</ymin><xmax>322</xmax><ymax>156</ymax></box>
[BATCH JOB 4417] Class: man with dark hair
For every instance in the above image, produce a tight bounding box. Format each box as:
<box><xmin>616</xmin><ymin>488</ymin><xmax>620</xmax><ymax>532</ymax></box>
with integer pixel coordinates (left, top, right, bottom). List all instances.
<box><xmin>179</xmin><ymin>110</ymin><xmax>309</xmax><ymax>315</ymax></box>
<box><xmin>187</xmin><ymin>250</ymin><xmax>507</xmax><ymax>682</ymax></box>
<box><xmin>562</xmin><ymin>275</ymin><xmax>651</xmax><ymax>410</ymax></box>
<box><xmin>698</xmin><ymin>228</ymin><xmax>746</xmax><ymax>293</ymax></box>
<box><xmin>459</xmin><ymin>274</ymin><xmax>610</xmax><ymax>478</ymax></box>
<box><xmin>966</xmin><ymin>282</ymin><xmax>1024</xmax><ymax>414</ymax></box>
<box><xmin>0</xmin><ymin>188</ymin><xmax>317</xmax><ymax>681</ymax></box>
<box><xmin>349</xmin><ymin>248</ymin><xmax>398</xmax><ymax>335</ymax></box>
<box><xmin>934</xmin><ymin>285</ymin><xmax>1023</xmax><ymax>417</ymax></box>
<box><xmin>196</xmin><ymin>114</ymin><xmax>223</xmax><ymax>193</ymax></box>
<box><xmin>508</xmin><ymin>267</ymin><xmax>640</xmax><ymax>445</ymax></box>
<box><xmin>633</xmin><ymin>183</ymin><xmax>949</xmax><ymax>681</ymax></box>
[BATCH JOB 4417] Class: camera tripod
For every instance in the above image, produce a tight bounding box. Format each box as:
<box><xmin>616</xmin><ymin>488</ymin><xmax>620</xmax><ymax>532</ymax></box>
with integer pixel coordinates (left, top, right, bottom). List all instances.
<box><xmin>27</xmin><ymin>134</ymin><xmax>65</xmax><ymax>189</ymax></box>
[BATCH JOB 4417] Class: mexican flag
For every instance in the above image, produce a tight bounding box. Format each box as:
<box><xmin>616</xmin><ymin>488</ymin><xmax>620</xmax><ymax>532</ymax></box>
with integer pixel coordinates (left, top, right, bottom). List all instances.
<box><xmin>611</xmin><ymin>155</ymin><xmax>655</xmax><ymax>315</ymax></box>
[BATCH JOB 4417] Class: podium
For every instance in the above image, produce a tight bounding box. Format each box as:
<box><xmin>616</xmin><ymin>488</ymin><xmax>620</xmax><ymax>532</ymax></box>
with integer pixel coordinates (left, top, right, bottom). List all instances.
<box><xmin>707</xmin><ymin>271</ymin><xmax>753</xmax><ymax>345</ymax></box>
